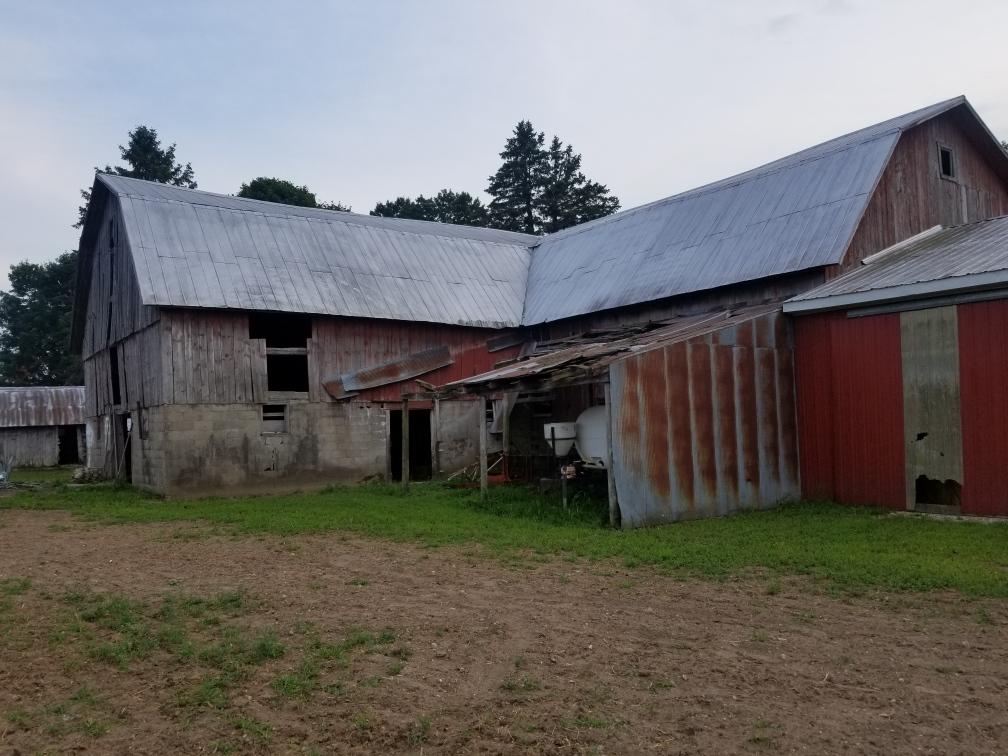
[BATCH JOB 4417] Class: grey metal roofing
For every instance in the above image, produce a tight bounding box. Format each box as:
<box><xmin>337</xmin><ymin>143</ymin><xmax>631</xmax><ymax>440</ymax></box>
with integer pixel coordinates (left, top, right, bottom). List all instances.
<box><xmin>98</xmin><ymin>174</ymin><xmax>537</xmax><ymax>329</ymax></box>
<box><xmin>521</xmin><ymin>96</ymin><xmax>971</xmax><ymax>325</ymax></box>
<box><xmin>785</xmin><ymin>215</ymin><xmax>1008</xmax><ymax>311</ymax></box>
<box><xmin>77</xmin><ymin>96</ymin><xmax>1005</xmax><ymax>334</ymax></box>
<box><xmin>0</xmin><ymin>386</ymin><xmax>85</xmax><ymax>428</ymax></box>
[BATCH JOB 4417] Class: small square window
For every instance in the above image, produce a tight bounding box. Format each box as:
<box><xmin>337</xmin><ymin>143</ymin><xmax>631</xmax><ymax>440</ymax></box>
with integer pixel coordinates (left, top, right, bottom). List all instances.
<box><xmin>938</xmin><ymin>145</ymin><xmax>956</xmax><ymax>179</ymax></box>
<box><xmin>262</xmin><ymin>404</ymin><xmax>287</xmax><ymax>433</ymax></box>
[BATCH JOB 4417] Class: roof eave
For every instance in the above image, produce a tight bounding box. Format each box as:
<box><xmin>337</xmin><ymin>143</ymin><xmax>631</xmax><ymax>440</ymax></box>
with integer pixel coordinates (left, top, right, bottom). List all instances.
<box><xmin>783</xmin><ymin>269</ymin><xmax>1008</xmax><ymax>315</ymax></box>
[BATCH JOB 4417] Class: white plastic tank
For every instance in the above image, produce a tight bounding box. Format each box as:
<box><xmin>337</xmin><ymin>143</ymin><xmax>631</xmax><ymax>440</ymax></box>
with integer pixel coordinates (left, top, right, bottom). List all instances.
<box><xmin>543</xmin><ymin>422</ymin><xmax>577</xmax><ymax>456</ymax></box>
<box><xmin>574</xmin><ymin>405</ymin><xmax>608</xmax><ymax>468</ymax></box>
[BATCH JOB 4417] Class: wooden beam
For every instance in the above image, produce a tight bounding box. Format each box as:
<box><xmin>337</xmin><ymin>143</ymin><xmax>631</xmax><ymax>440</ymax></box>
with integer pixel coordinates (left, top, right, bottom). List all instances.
<box><xmin>479</xmin><ymin>396</ymin><xmax>488</xmax><ymax>501</ymax></box>
<box><xmin>401</xmin><ymin>397</ymin><xmax>409</xmax><ymax>492</ymax></box>
<box><xmin>604</xmin><ymin>382</ymin><xmax>619</xmax><ymax>528</ymax></box>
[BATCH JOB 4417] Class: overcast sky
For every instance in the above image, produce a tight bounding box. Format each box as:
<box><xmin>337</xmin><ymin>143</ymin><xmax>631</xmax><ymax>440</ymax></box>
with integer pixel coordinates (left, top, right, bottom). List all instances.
<box><xmin>1</xmin><ymin>0</ymin><xmax>1006</xmax><ymax>288</ymax></box>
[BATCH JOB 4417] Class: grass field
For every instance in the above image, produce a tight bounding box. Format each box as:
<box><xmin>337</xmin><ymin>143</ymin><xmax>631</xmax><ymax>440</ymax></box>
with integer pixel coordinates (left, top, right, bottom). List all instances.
<box><xmin>4</xmin><ymin>481</ymin><xmax>1007</xmax><ymax>597</ymax></box>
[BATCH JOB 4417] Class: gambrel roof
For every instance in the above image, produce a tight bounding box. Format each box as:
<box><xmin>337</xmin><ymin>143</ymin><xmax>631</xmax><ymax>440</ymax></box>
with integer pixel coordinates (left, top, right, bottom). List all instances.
<box><xmin>73</xmin><ymin>96</ymin><xmax>1008</xmax><ymax>345</ymax></box>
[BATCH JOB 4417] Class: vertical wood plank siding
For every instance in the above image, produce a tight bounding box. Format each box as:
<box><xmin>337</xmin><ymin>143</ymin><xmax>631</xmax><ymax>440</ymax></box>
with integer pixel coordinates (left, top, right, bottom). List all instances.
<box><xmin>793</xmin><ymin>312</ymin><xmax>906</xmax><ymax>508</ymax></box>
<box><xmin>843</xmin><ymin>113</ymin><xmax>1008</xmax><ymax>269</ymax></box>
<box><xmin>311</xmin><ymin>319</ymin><xmax>517</xmax><ymax>402</ymax></box>
<box><xmin>957</xmin><ymin>299</ymin><xmax>1008</xmax><ymax>516</ymax></box>
<box><xmin>610</xmin><ymin>311</ymin><xmax>799</xmax><ymax>526</ymax></box>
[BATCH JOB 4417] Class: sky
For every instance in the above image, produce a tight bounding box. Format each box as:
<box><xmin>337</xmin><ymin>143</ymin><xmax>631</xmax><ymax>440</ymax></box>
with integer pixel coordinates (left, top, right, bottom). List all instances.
<box><xmin>1</xmin><ymin>0</ymin><xmax>1006</xmax><ymax>289</ymax></box>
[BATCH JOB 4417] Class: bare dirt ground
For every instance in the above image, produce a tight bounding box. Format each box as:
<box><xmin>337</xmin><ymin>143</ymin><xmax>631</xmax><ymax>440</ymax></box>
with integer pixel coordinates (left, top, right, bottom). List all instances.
<box><xmin>0</xmin><ymin>510</ymin><xmax>1006</xmax><ymax>755</ymax></box>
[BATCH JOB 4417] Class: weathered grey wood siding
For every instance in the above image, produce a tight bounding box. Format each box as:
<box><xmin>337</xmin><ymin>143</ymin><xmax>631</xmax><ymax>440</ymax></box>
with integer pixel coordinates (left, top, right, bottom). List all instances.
<box><xmin>0</xmin><ymin>427</ymin><xmax>60</xmax><ymax>467</ymax></box>
<box><xmin>843</xmin><ymin>112</ymin><xmax>1008</xmax><ymax>268</ymax></box>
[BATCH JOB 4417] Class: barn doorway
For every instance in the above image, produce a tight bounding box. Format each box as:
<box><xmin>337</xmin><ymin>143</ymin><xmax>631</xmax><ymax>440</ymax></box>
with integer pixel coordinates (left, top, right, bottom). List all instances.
<box><xmin>389</xmin><ymin>409</ymin><xmax>433</xmax><ymax>482</ymax></box>
<box><xmin>57</xmin><ymin>425</ymin><xmax>81</xmax><ymax>465</ymax></box>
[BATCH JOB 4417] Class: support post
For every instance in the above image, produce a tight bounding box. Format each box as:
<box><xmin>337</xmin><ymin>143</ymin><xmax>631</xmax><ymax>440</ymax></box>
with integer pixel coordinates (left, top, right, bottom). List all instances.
<box><xmin>479</xmin><ymin>396</ymin><xmax>488</xmax><ymax>501</ymax></box>
<box><xmin>401</xmin><ymin>397</ymin><xmax>409</xmax><ymax>492</ymax></box>
<box><xmin>501</xmin><ymin>397</ymin><xmax>510</xmax><ymax>481</ymax></box>
<box><xmin>604</xmin><ymin>382</ymin><xmax>619</xmax><ymax>528</ymax></box>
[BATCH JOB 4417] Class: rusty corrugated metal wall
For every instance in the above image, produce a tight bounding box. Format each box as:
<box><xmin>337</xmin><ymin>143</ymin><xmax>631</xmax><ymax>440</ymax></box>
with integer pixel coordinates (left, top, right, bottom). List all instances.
<box><xmin>609</xmin><ymin>311</ymin><xmax>799</xmax><ymax>526</ymax></box>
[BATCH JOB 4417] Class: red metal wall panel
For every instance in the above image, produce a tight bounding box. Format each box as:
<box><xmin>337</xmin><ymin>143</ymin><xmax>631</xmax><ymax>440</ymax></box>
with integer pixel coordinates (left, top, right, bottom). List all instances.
<box><xmin>793</xmin><ymin>312</ymin><xmax>905</xmax><ymax>508</ymax></box>
<box><xmin>957</xmin><ymin>300</ymin><xmax>1008</xmax><ymax>516</ymax></box>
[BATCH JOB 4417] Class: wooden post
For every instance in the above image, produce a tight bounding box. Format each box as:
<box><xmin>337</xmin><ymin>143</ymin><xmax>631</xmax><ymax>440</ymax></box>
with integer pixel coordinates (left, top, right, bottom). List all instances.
<box><xmin>604</xmin><ymin>382</ymin><xmax>619</xmax><ymax>528</ymax></box>
<box><xmin>432</xmin><ymin>397</ymin><xmax>441</xmax><ymax>476</ymax></box>
<box><xmin>479</xmin><ymin>396</ymin><xmax>488</xmax><ymax>501</ymax></box>
<box><xmin>401</xmin><ymin>397</ymin><xmax>409</xmax><ymax>492</ymax></box>
<box><xmin>501</xmin><ymin>395</ymin><xmax>510</xmax><ymax>480</ymax></box>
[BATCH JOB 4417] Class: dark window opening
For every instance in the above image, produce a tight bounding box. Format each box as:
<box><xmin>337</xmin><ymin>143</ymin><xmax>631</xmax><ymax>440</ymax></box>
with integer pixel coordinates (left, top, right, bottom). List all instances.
<box><xmin>57</xmin><ymin>426</ymin><xmax>81</xmax><ymax>465</ymax></box>
<box><xmin>389</xmin><ymin>409</ymin><xmax>433</xmax><ymax>482</ymax></box>
<box><xmin>915</xmin><ymin>474</ymin><xmax>961</xmax><ymax>511</ymax></box>
<box><xmin>266</xmin><ymin>354</ymin><xmax>309</xmax><ymax>392</ymax></box>
<box><xmin>262</xmin><ymin>404</ymin><xmax>287</xmax><ymax>433</ymax></box>
<box><xmin>109</xmin><ymin>348</ymin><xmax>122</xmax><ymax>405</ymax></box>
<box><xmin>939</xmin><ymin>146</ymin><xmax>955</xmax><ymax>179</ymax></box>
<box><xmin>249</xmin><ymin>312</ymin><xmax>312</xmax><ymax>347</ymax></box>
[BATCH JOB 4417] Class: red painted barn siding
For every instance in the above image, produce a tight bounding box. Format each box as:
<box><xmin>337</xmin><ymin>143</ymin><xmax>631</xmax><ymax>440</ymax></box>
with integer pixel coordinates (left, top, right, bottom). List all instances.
<box><xmin>957</xmin><ymin>300</ymin><xmax>1008</xmax><ymax>516</ymax></box>
<box><xmin>793</xmin><ymin>312</ymin><xmax>905</xmax><ymax>508</ymax></box>
<box><xmin>311</xmin><ymin>317</ymin><xmax>517</xmax><ymax>402</ymax></box>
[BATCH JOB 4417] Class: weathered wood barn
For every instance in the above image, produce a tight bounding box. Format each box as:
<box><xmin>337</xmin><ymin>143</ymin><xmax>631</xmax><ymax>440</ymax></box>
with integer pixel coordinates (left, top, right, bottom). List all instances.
<box><xmin>72</xmin><ymin>179</ymin><xmax>533</xmax><ymax>492</ymax></box>
<box><xmin>73</xmin><ymin>95</ymin><xmax>1008</xmax><ymax>520</ymax></box>
<box><xmin>785</xmin><ymin>216</ymin><xmax>1008</xmax><ymax>518</ymax></box>
<box><xmin>0</xmin><ymin>386</ymin><xmax>85</xmax><ymax>467</ymax></box>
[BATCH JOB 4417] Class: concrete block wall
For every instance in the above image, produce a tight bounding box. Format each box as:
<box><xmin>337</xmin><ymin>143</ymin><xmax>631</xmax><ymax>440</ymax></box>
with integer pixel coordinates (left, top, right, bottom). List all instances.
<box><xmin>130</xmin><ymin>401</ymin><xmax>387</xmax><ymax>494</ymax></box>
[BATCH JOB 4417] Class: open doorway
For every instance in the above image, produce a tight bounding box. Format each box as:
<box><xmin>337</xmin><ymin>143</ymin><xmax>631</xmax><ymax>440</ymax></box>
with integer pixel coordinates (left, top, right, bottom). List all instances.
<box><xmin>389</xmin><ymin>409</ymin><xmax>433</xmax><ymax>481</ymax></box>
<box><xmin>57</xmin><ymin>425</ymin><xmax>81</xmax><ymax>465</ymax></box>
<box><xmin>115</xmin><ymin>413</ymin><xmax>133</xmax><ymax>482</ymax></box>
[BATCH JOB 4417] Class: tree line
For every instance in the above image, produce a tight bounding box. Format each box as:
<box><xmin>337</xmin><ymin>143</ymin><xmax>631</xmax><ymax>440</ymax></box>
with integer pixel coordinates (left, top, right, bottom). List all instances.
<box><xmin>0</xmin><ymin>122</ymin><xmax>620</xmax><ymax>386</ymax></box>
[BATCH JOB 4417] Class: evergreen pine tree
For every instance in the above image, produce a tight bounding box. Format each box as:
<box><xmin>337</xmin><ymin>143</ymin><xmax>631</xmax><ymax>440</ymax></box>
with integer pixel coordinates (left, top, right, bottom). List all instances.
<box><xmin>486</xmin><ymin>120</ymin><xmax>546</xmax><ymax>234</ymax></box>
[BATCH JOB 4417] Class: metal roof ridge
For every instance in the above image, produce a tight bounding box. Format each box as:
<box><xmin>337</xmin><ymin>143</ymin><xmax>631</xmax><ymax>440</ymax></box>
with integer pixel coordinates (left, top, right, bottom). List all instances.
<box><xmin>99</xmin><ymin>174</ymin><xmax>541</xmax><ymax>246</ymax></box>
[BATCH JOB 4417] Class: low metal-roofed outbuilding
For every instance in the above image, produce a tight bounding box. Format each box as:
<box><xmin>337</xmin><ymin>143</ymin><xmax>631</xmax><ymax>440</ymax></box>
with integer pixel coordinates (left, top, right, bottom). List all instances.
<box><xmin>785</xmin><ymin>215</ymin><xmax>1008</xmax><ymax>518</ymax></box>
<box><xmin>0</xmin><ymin>387</ymin><xmax>86</xmax><ymax>468</ymax></box>
<box><xmin>444</xmin><ymin>305</ymin><xmax>799</xmax><ymax>527</ymax></box>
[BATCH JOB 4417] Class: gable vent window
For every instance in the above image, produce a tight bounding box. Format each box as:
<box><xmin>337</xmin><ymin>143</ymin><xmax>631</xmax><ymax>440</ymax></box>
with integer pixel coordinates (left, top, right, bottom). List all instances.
<box><xmin>262</xmin><ymin>404</ymin><xmax>287</xmax><ymax>434</ymax></box>
<box><xmin>938</xmin><ymin>145</ymin><xmax>956</xmax><ymax>180</ymax></box>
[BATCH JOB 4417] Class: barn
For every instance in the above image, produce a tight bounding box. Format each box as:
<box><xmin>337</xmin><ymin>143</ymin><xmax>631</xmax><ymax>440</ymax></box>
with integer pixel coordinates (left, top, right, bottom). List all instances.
<box><xmin>785</xmin><ymin>216</ymin><xmax>1008</xmax><ymax>517</ymax></box>
<box><xmin>446</xmin><ymin>95</ymin><xmax>1008</xmax><ymax>526</ymax></box>
<box><xmin>0</xmin><ymin>386</ymin><xmax>85</xmax><ymax>468</ymax></box>
<box><xmin>71</xmin><ymin>95</ymin><xmax>1008</xmax><ymax>515</ymax></box>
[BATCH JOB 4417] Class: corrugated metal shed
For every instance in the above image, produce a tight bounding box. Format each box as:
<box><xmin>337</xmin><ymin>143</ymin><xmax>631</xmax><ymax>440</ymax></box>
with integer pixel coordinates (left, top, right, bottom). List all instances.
<box><xmin>96</xmin><ymin>174</ymin><xmax>537</xmax><ymax>329</ymax></box>
<box><xmin>610</xmin><ymin>308</ymin><xmax>799</xmax><ymax>526</ymax></box>
<box><xmin>785</xmin><ymin>215</ymin><xmax>1008</xmax><ymax>311</ymax></box>
<box><xmin>522</xmin><ymin>97</ymin><xmax>969</xmax><ymax>325</ymax></box>
<box><xmin>0</xmin><ymin>387</ymin><xmax>86</xmax><ymax>428</ymax></box>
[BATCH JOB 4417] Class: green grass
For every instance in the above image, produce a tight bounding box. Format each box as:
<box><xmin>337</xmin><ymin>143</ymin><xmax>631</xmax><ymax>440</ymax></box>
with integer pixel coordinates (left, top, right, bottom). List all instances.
<box><xmin>7</xmin><ymin>481</ymin><xmax>1008</xmax><ymax>596</ymax></box>
<box><xmin>10</xmin><ymin>466</ymin><xmax>76</xmax><ymax>484</ymax></box>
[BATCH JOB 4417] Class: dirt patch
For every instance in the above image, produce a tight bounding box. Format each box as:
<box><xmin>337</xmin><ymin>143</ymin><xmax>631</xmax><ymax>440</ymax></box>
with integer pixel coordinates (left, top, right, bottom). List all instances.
<box><xmin>1</xmin><ymin>510</ymin><xmax>1006</xmax><ymax>755</ymax></box>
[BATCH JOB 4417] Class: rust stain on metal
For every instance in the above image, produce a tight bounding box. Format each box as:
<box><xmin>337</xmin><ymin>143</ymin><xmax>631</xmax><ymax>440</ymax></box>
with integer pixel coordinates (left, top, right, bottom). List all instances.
<box><xmin>617</xmin><ymin>357</ymin><xmax>643</xmax><ymax>477</ymax></box>
<box><xmin>666</xmin><ymin>341</ymin><xmax>694</xmax><ymax>506</ymax></box>
<box><xmin>775</xmin><ymin>340</ymin><xmax>799</xmax><ymax>489</ymax></box>
<box><xmin>736</xmin><ymin>347</ymin><xmax>761</xmax><ymax>496</ymax></box>
<box><xmin>713</xmin><ymin>344</ymin><xmax>739</xmax><ymax>502</ymax></box>
<box><xmin>688</xmin><ymin>342</ymin><xmax>717</xmax><ymax>505</ymax></box>
<box><xmin>754</xmin><ymin>315</ymin><xmax>773</xmax><ymax>348</ymax></box>
<box><xmin>757</xmin><ymin>349</ymin><xmax>781</xmax><ymax>489</ymax></box>
<box><xmin>640</xmin><ymin>350</ymin><xmax>671</xmax><ymax>500</ymax></box>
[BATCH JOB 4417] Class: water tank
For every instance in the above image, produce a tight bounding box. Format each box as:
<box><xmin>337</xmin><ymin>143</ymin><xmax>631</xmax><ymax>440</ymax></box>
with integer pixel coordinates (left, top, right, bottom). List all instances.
<box><xmin>575</xmin><ymin>406</ymin><xmax>608</xmax><ymax>468</ymax></box>
<box><xmin>543</xmin><ymin>422</ymin><xmax>577</xmax><ymax>456</ymax></box>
